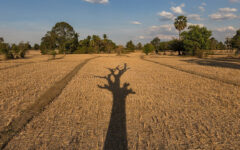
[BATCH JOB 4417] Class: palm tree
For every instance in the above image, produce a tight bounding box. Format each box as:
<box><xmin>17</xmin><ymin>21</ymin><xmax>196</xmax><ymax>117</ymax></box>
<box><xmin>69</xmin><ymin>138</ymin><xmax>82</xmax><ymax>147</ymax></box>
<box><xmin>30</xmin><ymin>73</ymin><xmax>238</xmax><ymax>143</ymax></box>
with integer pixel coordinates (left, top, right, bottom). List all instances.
<box><xmin>174</xmin><ymin>16</ymin><xmax>187</xmax><ymax>40</ymax></box>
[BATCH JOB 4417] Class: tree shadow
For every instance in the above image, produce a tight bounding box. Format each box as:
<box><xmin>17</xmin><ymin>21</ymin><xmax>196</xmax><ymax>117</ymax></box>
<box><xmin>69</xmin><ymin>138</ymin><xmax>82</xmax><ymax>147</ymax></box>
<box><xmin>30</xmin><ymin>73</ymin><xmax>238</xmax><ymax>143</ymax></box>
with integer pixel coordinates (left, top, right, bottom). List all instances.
<box><xmin>211</xmin><ymin>57</ymin><xmax>240</xmax><ymax>63</ymax></box>
<box><xmin>182</xmin><ymin>59</ymin><xmax>240</xmax><ymax>70</ymax></box>
<box><xmin>96</xmin><ymin>63</ymin><xmax>135</xmax><ymax>150</ymax></box>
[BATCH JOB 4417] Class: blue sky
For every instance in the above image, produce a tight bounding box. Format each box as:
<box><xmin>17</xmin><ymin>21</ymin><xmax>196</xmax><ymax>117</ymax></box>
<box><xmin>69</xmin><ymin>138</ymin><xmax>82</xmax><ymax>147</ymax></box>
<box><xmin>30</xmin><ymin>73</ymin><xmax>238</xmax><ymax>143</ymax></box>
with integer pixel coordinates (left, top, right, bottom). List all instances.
<box><xmin>0</xmin><ymin>0</ymin><xmax>239</xmax><ymax>45</ymax></box>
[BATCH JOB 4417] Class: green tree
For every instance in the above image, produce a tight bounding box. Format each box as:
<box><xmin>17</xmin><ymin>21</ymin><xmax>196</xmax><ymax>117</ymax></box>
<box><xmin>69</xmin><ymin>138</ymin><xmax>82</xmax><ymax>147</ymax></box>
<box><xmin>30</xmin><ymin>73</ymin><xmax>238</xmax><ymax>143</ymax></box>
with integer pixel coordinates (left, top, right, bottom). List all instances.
<box><xmin>174</xmin><ymin>16</ymin><xmax>188</xmax><ymax>40</ymax></box>
<box><xmin>225</xmin><ymin>37</ymin><xmax>232</xmax><ymax>50</ymax></box>
<box><xmin>18</xmin><ymin>42</ymin><xmax>29</xmax><ymax>58</ymax></box>
<box><xmin>33</xmin><ymin>43</ymin><xmax>40</xmax><ymax>50</ymax></box>
<box><xmin>64</xmin><ymin>33</ymin><xmax>79</xmax><ymax>53</ymax></box>
<box><xmin>0</xmin><ymin>37</ymin><xmax>4</xmax><ymax>43</ymax></box>
<box><xmin>217</xmin><ymin>42</ymin><xmax>226</xmax><ymax>50</ymax></box>
<box><xmin>174</xmin><ymin>16</ymin><xmax>188</xmax><ymax>55</ymax></box>
<box><xmin>76</xmin><ymin>34</ymin><xmax>116</xmax><ymax>54</ymax></box>
<box><xmin>181</xmin><ymin>25</ymin><xmax>212</xmax><ymax>56</ymax></box>
<box><xmin>143</xmin><ymin>43</ymin><xmax>154</xmax><ymax>55</ymax></box>
<box><xmin>159</xmin><ymin>42</ymin><xmax>170</xmax><ymax>51</ymax></box>
<box><xmin>151</xmin><ymin>37</ymin><xmax>161</xmax><ymax>50</ymax></box>
<box><xmin>103</xmin><ymin>34</ymin><xmax>107</xmax><ymax>39</ymax></box>
<box><xmin>169</xmin><ymin>39</ymin><xmax>185</xmax><ymax>54</ymax></box>
<box><xmin>40</xmin><ymin>31</ymin><xmax>57</xmax><ymax>54</ymax></box>
<box><xmin>126</xmin><ymin>40</ymin><xmax>135</xmax><ymax>51</ymax></box>
<box><xmin>0</xmin><ymin>42</ymin><xmax>13</xmax><ymax>59</ymax></box>
<box><xmin>51</xmin><ymin>22</ymin><xmax>77</xmax><ymax>53</ymax></box>
<box><xmin>11</xmin><ymin>44</ymin><xmax>19</xmax><ymax>58</ymax></box>
<box><xmin>136</xmin><ymin>42</ymin><xmax>143</xmax><ymax>50</ymax></box>
<box><xmin>102</xmin><ymin>34</ymin><xmax>116</xmax><ymax>53</ymax></box>
<box><xmin>231</xmin><ymin>29</ymin><xmax>240</xmax><ymax>55</ymax></box>
<box><xmin>91</xmin><ymin>35</ymin><xmax>102</xmax><ymax>53</ymax></box>
<box><xmin>209</xmin><ymin>37</ymin><xmax>218</xmax><ymax>50</ymax></box>
<box><xmin>40</xmin><ymin>22</ymin><xmax>78</xmax><ymax>54</ymax></box>
<box><xmin>101</xmin><ymin>34</ymin><xmax>108</xmax><ymax>53</ymax></box>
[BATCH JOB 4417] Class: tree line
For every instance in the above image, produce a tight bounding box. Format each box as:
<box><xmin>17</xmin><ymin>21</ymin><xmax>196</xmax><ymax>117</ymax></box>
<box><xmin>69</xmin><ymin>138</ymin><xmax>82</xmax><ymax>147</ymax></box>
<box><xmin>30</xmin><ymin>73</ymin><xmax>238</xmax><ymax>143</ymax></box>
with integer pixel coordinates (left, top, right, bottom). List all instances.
<box><xmin>40</xmin><ymin>22</ymin><xmax>117</xmax><ymax>55</ymax></box>
<box><xmin>0</xmin><ymin>38</ymin><xmax>32</xmax><ymax>59</ymax></box>
<box><xmin>141</xmin><ymin>15</ymin><xmax>240</xmax><ymax>56</ymax></box>
<box><xmin>1</xmin><ymin>19</ymin><xmax>240</xmax><ymax>59</ymax></box>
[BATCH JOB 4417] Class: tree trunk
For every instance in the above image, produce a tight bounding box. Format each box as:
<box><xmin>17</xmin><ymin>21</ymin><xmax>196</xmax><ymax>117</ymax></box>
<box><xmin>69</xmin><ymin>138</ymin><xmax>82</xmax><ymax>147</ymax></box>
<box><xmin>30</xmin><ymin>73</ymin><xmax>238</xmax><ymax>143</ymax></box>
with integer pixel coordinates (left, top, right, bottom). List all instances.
<box><xmin>179</xmin><ymin>31</ymin><xmax>181</xmax><ymax>40</ymax></box>
<box><xmin>178</xmin><ymin>30</ymin><xmax>181</xmax><ymax>55</ymax></box>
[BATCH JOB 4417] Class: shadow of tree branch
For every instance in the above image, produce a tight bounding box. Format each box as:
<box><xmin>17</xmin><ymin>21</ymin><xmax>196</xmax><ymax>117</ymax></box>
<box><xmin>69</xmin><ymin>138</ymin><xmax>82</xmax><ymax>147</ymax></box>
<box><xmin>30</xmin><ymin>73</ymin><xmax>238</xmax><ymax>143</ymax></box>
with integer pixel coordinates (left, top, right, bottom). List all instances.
<box><xmin>96</xmin><ymin>63</ymin><xmax>135</xmax><ymax>150</ymax></box>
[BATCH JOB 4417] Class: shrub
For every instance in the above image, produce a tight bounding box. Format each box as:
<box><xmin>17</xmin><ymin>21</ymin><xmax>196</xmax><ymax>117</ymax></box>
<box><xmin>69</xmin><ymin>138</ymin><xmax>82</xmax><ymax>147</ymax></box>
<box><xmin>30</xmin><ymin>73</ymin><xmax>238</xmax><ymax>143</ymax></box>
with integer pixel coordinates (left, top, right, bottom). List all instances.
<box><xmin>169</xmin><ymin>39</ymin><xmax>185</xmax><ymax>55</ymax></box>
<box><xmin>126</xmin><ymin>40</ymin><xmax>135</xmax><ymax>51</ymax></box>
<box><xmin>18</xmin><ymin>42</ymin><xmax>29</xmax><ymax>58</ymax></box>
<box><xmin>0</xmin><ymin>43</ymin><xmax>13</xmax><ymax>59</ymax></box>
<box><xmin>143</xmin><ymin>43</ymin><xmax>154</xmax><ymax>55</ymax></box>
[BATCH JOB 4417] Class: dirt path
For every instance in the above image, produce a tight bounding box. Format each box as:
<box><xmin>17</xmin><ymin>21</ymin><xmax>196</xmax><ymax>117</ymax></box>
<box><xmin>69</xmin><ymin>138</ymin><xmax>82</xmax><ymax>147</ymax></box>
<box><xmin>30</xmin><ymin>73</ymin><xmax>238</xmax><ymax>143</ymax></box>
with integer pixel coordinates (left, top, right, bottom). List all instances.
<box><xmin>0</xmin><ymin>56</ymin><xmax>99</xmax><ymax>149</ymax></box>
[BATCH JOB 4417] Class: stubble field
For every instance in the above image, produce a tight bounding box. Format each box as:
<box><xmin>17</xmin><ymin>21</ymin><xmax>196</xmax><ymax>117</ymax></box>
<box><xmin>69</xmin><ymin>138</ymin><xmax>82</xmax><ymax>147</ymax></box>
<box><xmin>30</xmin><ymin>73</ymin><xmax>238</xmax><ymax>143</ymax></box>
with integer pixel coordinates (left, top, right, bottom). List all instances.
<box><xmin>0</xmin><ymin>51</ymin><xmax>239</xmax><ymax>149</ymax></box>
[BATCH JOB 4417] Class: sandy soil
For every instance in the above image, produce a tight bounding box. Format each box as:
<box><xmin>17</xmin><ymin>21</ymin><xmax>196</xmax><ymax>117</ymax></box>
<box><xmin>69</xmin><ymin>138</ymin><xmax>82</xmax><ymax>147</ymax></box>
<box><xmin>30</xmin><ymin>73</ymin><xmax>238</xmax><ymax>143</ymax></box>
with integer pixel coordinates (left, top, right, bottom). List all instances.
<box><xmin>1</xmin><ymin>53</ymin><xmax>240</xmax><ymax>149</ymax></box>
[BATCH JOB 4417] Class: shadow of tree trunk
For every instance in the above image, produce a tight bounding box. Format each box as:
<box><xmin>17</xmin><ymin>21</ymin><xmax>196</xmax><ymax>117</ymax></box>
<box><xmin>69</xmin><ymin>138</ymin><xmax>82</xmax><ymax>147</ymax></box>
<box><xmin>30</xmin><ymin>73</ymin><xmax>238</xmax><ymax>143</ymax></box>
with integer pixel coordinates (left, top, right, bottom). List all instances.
<box><xmin>96</xmin><ymin>63</ymin><xmax>135</xmax><ymax>150</ymax></box>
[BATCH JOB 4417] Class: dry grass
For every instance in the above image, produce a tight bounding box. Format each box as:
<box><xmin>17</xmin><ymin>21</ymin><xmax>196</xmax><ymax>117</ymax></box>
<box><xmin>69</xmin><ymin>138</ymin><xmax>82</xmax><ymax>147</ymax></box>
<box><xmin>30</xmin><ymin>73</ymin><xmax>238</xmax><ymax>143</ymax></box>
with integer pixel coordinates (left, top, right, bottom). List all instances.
<box><xmin>1</xmin><ymin>53</ymin><xmax>240</xmax><ymax>149</ymax></box>
<box><xmin>145</xmin><ymin>54</ymin><xmax>240</xmax><ymax>86</ymax></box>
<box><xmin>0</xmin><ymin>53</ymin><xmax>94</xmax><ymax>131</ymax></box>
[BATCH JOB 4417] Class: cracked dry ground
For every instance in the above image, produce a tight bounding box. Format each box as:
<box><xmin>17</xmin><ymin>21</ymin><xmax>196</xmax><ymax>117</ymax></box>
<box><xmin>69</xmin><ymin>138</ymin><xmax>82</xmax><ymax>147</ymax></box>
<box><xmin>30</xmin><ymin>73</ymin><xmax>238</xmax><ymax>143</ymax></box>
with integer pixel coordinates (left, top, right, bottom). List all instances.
<box><xmin>1</xmin><ymin>53</ymin><xmax>240</xmax><ymax>149</ymax></box>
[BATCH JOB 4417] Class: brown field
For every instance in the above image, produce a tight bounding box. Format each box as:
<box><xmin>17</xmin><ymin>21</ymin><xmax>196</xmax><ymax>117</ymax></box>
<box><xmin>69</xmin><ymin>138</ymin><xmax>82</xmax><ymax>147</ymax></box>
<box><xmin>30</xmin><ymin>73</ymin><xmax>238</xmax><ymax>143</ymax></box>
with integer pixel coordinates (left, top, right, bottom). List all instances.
<box><xmin>0</xmin><ymin>51</ymin><xmax>240</xmax><ymax>149</ymax></box>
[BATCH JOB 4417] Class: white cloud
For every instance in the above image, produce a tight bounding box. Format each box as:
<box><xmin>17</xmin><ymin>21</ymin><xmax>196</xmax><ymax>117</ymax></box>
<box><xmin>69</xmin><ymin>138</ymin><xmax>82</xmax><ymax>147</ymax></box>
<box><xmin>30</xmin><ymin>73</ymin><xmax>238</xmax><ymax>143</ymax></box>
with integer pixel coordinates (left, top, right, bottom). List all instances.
<box><xmin>146</xmin><ymin>24</ymin><xmax>177</xmax><ymax>40</ymax></box>
<box><xmin>209</xmin><ymin>7</ymin><xmax>238</xmax><ymax>20</ymax></box>
<box><xmin>188</xmin><ymin>14</ymin><xmax>202</xmax><ymax>21</ymax></box>
<box><xmin>157</xmin><ymin>11</ymin><xmax>175</xmax><ymax>21</ymax></box>
<box><xmin>219</xmin><ymin>7</ymin><xmax>237</xmax><ymax>13</ymax></box>
<box><xmin>202</xmin><ymin>2</ymin><xmax>207</xmax><ymax>6</ymax></box>
<box><xmin>83</xmin><ymin>0</ymin><xmax>109</xmax><ymax>4</ymax></box>
<box><xmin>149</xmin><ymin>25</ymin><xmax>174</xmax><ymax>32</ymax></box>
<box><xmin>199</xmin><ymin>6</ymin><xmax>205</xmax><ymax>12</ymax></box>
<box><xmin>199</xmin><ymin>2</ymin><xmax>206</xmax><ymax>12</ymax></box>
<box><xmin>157</xmin><ymin>3</ymin><xmax>186</xmax><ymax>21</ymax></box>
<box><xmin>212</xmin><ymin>26</ymin><xmax>237</xmax><ymax>41</ymax></box>
<box><xmin>188</xmin><ymin>23</ymin><xmax>204</xmax><ymax>27</ymax></box>
<box><xmin>170</xmin><ymin>3</ymin><xmax>185</xmax><ymax>14</ymax></box>
<box><xmin>229</xmin><ymin>0</ymin><xmax>240</xmax><ymax>3</ymax></box>
<box><xmin>209</xmin><ymin>13</ymin><xmax>238</xmax><ymax>20</ymax></box>
<box><xmin>131</xmin><ymin>21</ymin><xmax>142</xmax><ymax>25</ymax></box>
<box><xmin>156</xmin><ymin>34</ymin><xmax>175</xmax><ymax>40</ymax></box>
<box><xmin>215</xmin><ymin>26</ymin><xmax>236</xmax><ymax>32</ymax></box>
<box><xmin>138</xmin><ymin>36</ymin><xmax>145</xmax><ymax>39</ymax></box>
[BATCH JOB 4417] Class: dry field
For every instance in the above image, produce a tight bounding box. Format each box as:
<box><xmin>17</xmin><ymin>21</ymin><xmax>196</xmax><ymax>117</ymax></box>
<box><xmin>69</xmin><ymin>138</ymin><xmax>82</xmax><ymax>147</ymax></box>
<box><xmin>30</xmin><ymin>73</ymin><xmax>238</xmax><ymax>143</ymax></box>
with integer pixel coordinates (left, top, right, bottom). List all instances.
<box><xmin>0</xmin><ymin>52</ymin><xmax>239</xmax><ymax>149</ymax></box>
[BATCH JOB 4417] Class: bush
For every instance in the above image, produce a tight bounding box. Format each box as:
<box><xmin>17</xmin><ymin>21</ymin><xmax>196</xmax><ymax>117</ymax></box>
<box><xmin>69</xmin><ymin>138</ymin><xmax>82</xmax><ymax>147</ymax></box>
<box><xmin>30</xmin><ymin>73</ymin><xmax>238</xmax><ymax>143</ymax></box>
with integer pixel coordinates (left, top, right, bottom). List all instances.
<box><xmin>126</xmin><ymin>40</ymin><xmax>135</xmax><ymax>51</ymax></box>
<box><xmin>169</xmin><ymin>39</ymin><xmax>185</xmax><ymax>55</ymax></box>
<box><xmin>18</xmin><ymin>42</ymin><xmax>29</xmax><ymax>58</ymax></box>
<box><xmin>143</xmin><ymin>43</ymin><xmax>154</xmax><ymax>55</ymax></box>
<box><xmin>0</xmin><ymin>43</ymin><xmax>13</xmax><ymax>59</ymax></box>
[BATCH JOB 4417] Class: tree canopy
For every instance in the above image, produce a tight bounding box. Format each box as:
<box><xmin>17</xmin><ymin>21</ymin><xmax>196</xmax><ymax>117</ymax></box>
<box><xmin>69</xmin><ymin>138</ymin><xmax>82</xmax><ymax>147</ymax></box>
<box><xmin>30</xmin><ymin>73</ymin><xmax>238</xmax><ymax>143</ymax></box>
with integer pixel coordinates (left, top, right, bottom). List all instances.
<box><xmin>136</xmin><ymin>42</ymin><xmax>143</xmax><ymax>50</ymax></box>
<box><xmin>0</xmin><ymin>41</ymin><xmax>29</xmax><ymax>59</ymax></box>
<box><xmin>126</xmin><ymin>40</ymin><xmax>135</xmax><ymax>51</ymax></box>
<box><xmin>76</xmin><ymin>34</ymin><xmax>116</xmax><ymax>54</ymax></box>
<box><xmin>174</xmin><ymin>16</ymin><xmax>188</xmax><ymax>40</ymax></box>
<box><xmin>231</xmin><ymin>29</ymin><xmax>240</xmax><ymax>49</ymax></box>
<box><xmin>151</xmin><ymin>37</ymin><xmax>161</xmax><ymax>50</ymax></box>
<box><xmin>40</xmin><ymin>22</ymin><xmax>78</xmax><ymax>54</ymax></box>
<box><xmin>181</xmin><ymin>25</ymin><xmax>212</xmax><ymax>55</ymax></box>
<box><xmin>143</xmin><ymin>43</ymin><xmax>154</xmax><ymax>55</ymax></box>
<box><xmin>0</xmin><ymin>37</ymin><xmax>4</xmax><ymax>43</ymax></box>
